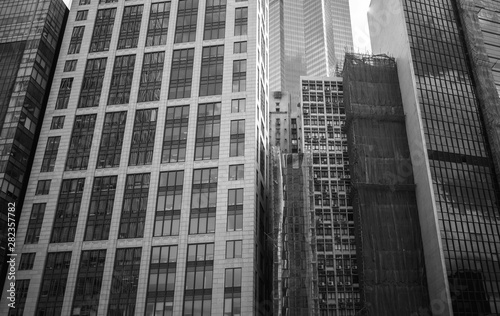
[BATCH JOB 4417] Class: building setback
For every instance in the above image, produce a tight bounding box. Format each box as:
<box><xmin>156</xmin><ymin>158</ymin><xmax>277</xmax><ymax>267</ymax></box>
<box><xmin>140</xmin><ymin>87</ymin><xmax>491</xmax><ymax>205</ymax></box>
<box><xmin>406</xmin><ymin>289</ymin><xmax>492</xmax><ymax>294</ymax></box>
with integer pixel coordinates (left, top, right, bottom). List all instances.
<box><xmin>1</xmin><ymin>0</ymin><xmax>273</xmax><ymax>315</ymax></box>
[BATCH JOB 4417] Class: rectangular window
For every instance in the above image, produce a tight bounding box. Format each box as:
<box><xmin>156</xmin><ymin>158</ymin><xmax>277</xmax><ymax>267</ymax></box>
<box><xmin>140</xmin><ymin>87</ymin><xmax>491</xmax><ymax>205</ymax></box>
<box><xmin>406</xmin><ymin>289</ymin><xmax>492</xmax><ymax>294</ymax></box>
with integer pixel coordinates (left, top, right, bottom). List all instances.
<box><xmin>154</xmin><ymin>171</ymin><xmax>183</xmax><ymax>236</ymax></box>
<box><xmin>97</xmin><ymin>111</ymin><xmax>127</xmax><ymax>168</ymax></box>
<box><xmin>51</xmin><ymin>178</ymin><xmax>85</xmax><ymax>243</ymax></box>
<box><xmin>36</xmin><ymin>252</ymin><xmax>72</xmax><ymax>315</ymax></box>
<box><xmin>174</xmin><ymin>0</ymin><xmax>199</xmax><ymax>43</ymax></box>
<box><xmin>64</xmin><ymin>60</ymin><xmax>77</xmax><ymax>72</ymax></box>
<box><xmin>190</xmin><ymin>168</ymin><xmax>217</xmax><ymax>234</ymax></box>
<box><xmin>224</xmin><ymin>268</ymin><xmax>242</xmax><ymax>316</ymax></box>
<box><xmin>162</xmin><ymin>105</ymin><xmax>189</xmax><ymax>163</ymax></box>
<box><xmin>108</xmin><ymin>248</ymin><xmax>141</xmax><ymax>315</ymax></box>
<box><xmin>146</xmin><ymin>1</ymin><xmax>171</xmax><ymax>46</ymax></box>
<box><xmin>79</xmin><ymin>57</ymin><xmax>107</xmax><ymax>108</ymax></box>
<box><xmin>168</xmin><ymin>48</ymin><xmax>194</xmax><ymax>99</ymax></box>
<box><xmin>138</xmin><ymin>51</ymin><xmax>165</xmax><ymax>102</ymax></box>
<box><xmin>119</xmin><ymin>173</ymin><xmax>150</xmax><ymax>238</ymax></box>
<box><xmin>85</xmin><ymin>176</ymin><xmax>117</xmax><ymax>241</ymax></box>
<box><xmin>90</xmin><ymin>8</ymin><xmax>116</xmax><ymax>52</ymax></box>
<box><xmin>76</xmin><ymin>10</ymin><xmax>88</xmax><ymax>21</ymax></box>
<box><xmin>117</xmin><ymin>5</ymin><xmax>144</xmax><ymax>49</ymax></box>
<box><xmin>129</xmin><ymin>109</ymin><xmax>157</xmax><ymax>166</ymax></box>
<box><xmin>41</xmin><ymin>136</ymin><xmax>60</xmax><ymax>172</ymax></box>
<box><xmin>55</xmin><ymin>78</ymin><xmax>73</xmax><ymax>109</ymax></box>
<box><xmin>199</xmin><ymin>45</ymin><xmax>224</xmax><ymax>96</ymax></box>
<box><xmin>99</xmin><ymin>0</ymin><xmax>117</xmax><ymax>3</ymax></box>
<box><xmin>108</xmin><ymin>54</ymin><xmax>135</xmax><ymax>105</ymax></box>
<box><xmin>8</xmin><ymin>279</ymin><xmax>29</xmax><ymax>316</ymax></box>
<box><xmin>232</xmin><ymin>60</ymin><xmax>246</xmax><ymax>92</ymax></box>
<box><xmin>225</xmin><ymin>240</ymin><xmax>242</xmax><ymax>258</ymax></box>
<box><xmin>36</xmin><ymin>180</ymin><xmax>51</xmax><ymax>195</ymax></box>
<box><xmin>80</xmin><ymin>0</ymin><xmax>90</xmax><ymax>4</ymax></box>
<box><xmin>50</xmin><ymin>116</ymin><xmax>65</xmax><ymax>129</ymax></box>
<box><xmin>146</xmin><ymin>245</ymin><xmax>178</xmax><ymax>315</ymax></box>
<box><xmin>204</xmin><ymin>0</ymin><xmax>226</xmax><ymax>40</ymax></box>
<box><xmin>228</xmin><ymin>165</ymin><xmax>244</xmax><ymax>180</ymax></box>
<box><xmin>66</xmin><ymin>114</ymin><xmax>97</xmax><ymax>171</ymax></box>
<box><xmin>230</xmin><ymin>120</ymin><xmax>245</xmax><ymax>157</ymax></box>
<box><xmin>231</xmin><ymin>99</ymin><xmax>245</xmax><ymax>113</ymax></box>
<box><xmin>72</xmin><ymin>250</ymin><xmax>106</xmax><ymax>316</ymax></box>
<box><xmin>183</xmin><ymin>243</ymin><xmax>214</xmax><ymax>315</ymax></box>
<box><xmin>234</xmin><ymin>7</ymin><xmax>247</xmax><ymax>36</ymax></box>
<box><xmin>19</xmin><ymin>253</ymin><xmax>36</xmax><ymax>270</ymax></box>
<box><xmin>233</xmin><ymin>41</ymin><xmax>247</xmax><ymax>53</ymax></box>
<box><xmin>68</xmin><ymin>26</ymin><xmax>85</xmax><ymax>54</ymax></box>
<box><xmin>227</xmin><ymin>188</ymin><xmax>243</xmax><ymax>231</ymax></box>
<box><xmin>25</xmin><ymin>204</ymin><xmax>45</xmax><ymax>244</ymax></box>
<box><xmin>195</xmin><ymin>102</ymin><xmax>221</xmax><ymax>160</ymax></box>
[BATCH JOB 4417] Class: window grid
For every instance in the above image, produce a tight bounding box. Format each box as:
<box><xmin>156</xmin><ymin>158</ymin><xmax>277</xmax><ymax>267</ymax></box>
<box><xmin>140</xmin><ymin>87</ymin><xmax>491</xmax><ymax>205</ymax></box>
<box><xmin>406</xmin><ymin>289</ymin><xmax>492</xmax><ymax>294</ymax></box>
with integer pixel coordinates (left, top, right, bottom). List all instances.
<box><xmin>117</xmin><ymin>5</ymin><xmax>144</xmax><ymax>49</ymax></box>
<box><xmin>162</xmin><ymin>105</ymin><xmax>189</xmax><ymax>163</ymax></box>
<box><xmin>228</xmin><ymin>165</ymin><xmax>244</xmax><ymax>181</ymax></box>
<box><xmin>78</xmin><ymin>57</ymin><xmax>107</xmax><ymax>108</ymax></box>
<box><xmin>138</xmin><ymin>51</ymin><xmax>165</xmax><ymax>102</ymax></box>
<box><xmin>50</xmin><ymin>116</ymin><xmax>65</xmax><ymax>129</ymax></box>
<box><xmin>8</xmin><ymin>279</ymin><xmax>29</xmax><ymax>316</ymax></box>
<box><xmin>203</xmin><ymin>0</ymin><xmax>226</xmax><ymax>40</ymax></box>
<box><xmin>225</xmin><ymin>240</ymin><xmax>243</xmax><ymax>259</ymax></box>
<box><xmin>154</xmin><ymin>171</ymin><xmax>184</xmax><ymax>236</ymax></box>
<box><xmin>227</xmin><ymin>188</ymin><xmax>243</xmax><ymax>231</ymax></box>
<box><xmin>233</xmin><ymin>41</ymin><xmax>247</xmax><ymax>54</ymax></box>
<box><xmin>108</xmin><ymin>248</ymin><xmax>141</xmax><ymax>315</ymax></box>
<box><xmin>146</xmin><ymin>245</ymin><xmax>178</xmax><ymax>315</ymax></box>
<box><xmin>129</xmin><ymin>109</ymin><xmax>157</xmax><ymax>166</ymax></box>
<box><xmin>40</xmin><ymin>136</ymin><xmax>60</xmax><ymax>172</ymax></box>
<box><xmin>68</xmin><ymin>26</ymin><xmax>85</xmax><ymax>54</ymax></box>
<box><xmin>65</xmin><ymin>114</ymin><xmax>97</xmax><ymax>171</ymax></box>
<box><xmin>168</xmin><ymin>48</ymin><xmax>194</xmax><ymax>99</ymax></box>
<box><xmin>232</xmin><ymin>60</ymin><xmax>246</xmax><ymax>92</ymax></box>
<box><xmin>190</xmin><ymin>168</ymin><xmax>218</xmax><ymax>234</ymax></box>
<box><xmin>85</xmin><ymin>176</ymin><xmax>117</xmax><ymax>241</ymax></box>
<box><xmin>89</xmin><ymin>8</ymin><xmax>116</xmax><ymax>52</ymax></box>
<box><xmin>72</xmin><ymin>250</ymin><xmax>106</xmax><ymax>316</ymax></box>
<box><xmin>183</xmin><ymin>243</ymin><xmax>214</xmax><ymax>315</ymax></box>
<box><xmin>76</xmin><ymin>10</ymin><xmax>88</xmax><ymax>21</ymax></box>
<box><xmin>234</xmin><ymin>7</ymin><xmax>247</xmax><ymax>36</ymax></box>
<box><xmin>19</xmin><ymin>253</ymin><xmax>36</xmax><ymax>270</ymax></box>
<box><xmin>97</xmin><ymin>111</ymin><xmax>127</xmax><ymax>168</ymax></box>
<box><xmin>108</xmin><ymin>54</ymin><xmax>135</xmax><ymax>105</ymax></box>
<box><xmin>174</xmin><ymin>0</ymin><xmax>199</xmax><ymax>43</ymax></box>
<box><xmin>55</xmin><ymin>78</ymin><xmax>73</xmax><ymax>109</ymax></box>
<box><xmin>231</xmin><ymin>98</ymin><xmax>245</xmax><ymax>113</ymax></box>
<box><xmin>146</xmin><ymin>1</ymin><xmax>171</xmax><ymax>46</ymax></box>
<box><xmin>224</xmin><ymin>268</ymin><xmax>242</xmax><ymax>316</ymax></box>
<box><xmin>36</xmin><ymin>180</ymin><xmax>51</xmax><ymax>195</ymax></box>
<box><xmin>119</xmin><ymin>173</ymin><xmax>150</xmax><ymax>238</ymax></box>
<box><xmin>51</xmin><ymin>178</ymin><xmax>85</xmax><ymax>243</ymax></box>
<box><xmin>199</xmin><ymin>45</ymin><xmax>224</xmax><ymax>96</ymax></box>
<box><xmin>25</xmin><ymin>204</ymin><xmax>45</xmax><ymax>244</ymax></box>
<box><xmin>230</xmin><ymin>119</ymin><xmax>245</xmax><ymax>157</ymax></box>
<box><xmin>195</xmin><ymin>102</ymin><xmax>221</xmax><ymax>160</ymax></box>
<box><xmin>64</xmin><ymin>60</ymin><xmax>77</xmax><ymax>72</ymax></box>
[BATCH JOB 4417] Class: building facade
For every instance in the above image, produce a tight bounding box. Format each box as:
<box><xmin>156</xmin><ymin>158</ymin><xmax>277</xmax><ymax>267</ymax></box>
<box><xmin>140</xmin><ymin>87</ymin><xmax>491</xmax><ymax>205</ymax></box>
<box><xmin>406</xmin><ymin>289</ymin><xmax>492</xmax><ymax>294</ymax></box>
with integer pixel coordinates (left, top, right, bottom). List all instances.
<box><xmin>1</xmin><ymin>0</ymin><xmax>272</xmax><ymax>315</ymax></box>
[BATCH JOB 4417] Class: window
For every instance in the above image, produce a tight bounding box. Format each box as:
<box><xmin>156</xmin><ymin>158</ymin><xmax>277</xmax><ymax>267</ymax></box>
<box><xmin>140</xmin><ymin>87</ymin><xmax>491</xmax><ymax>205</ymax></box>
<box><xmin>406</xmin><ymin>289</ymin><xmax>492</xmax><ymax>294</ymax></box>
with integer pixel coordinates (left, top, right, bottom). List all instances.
<box><xmin>76</xmin><ymin>10</ymin><xmax>88</xmax><ymax>20</ymax></box>
<box><xmin>90</xmin><ymin>8</ymin><xmax>116</xmax><ymax>52</ymax></box>
<box><xmin>25</xmin><ymin>204</ymin><xmax>45</xmax><ymax>244</ymax></box>
<box><xmin>108</xmin><ymin>54</ymin><xmax>135</xmax><ymax>105</ymax></box>
<box><xmin>99</xmin><ymin>0</ymin><xmax>117</xmax><ymax>3</ymax></box>
<box><xmin>40</xmin><ymin>136</ymin><xmax>60</xmax><ymax>172</ymax></box>
<box><xmin>230</xmin><ymin>120</ymin><xmax>245</xmax><ymax>157</ymax></box>
<box><xmin>146</xmin><ymin>1</ymin><xmax>171</xmax><ymax>46</ymax></box>
<box><xmin>64</xmin><ymin>60</ymin><xmax>77</xmax><ymax>72</ymax></box>
<box><xmin>155</xmin><ymin>171</ymin><xmax>183</xmax><ymax>236</ymax></box>
<box><xmin>225</xmin><ymin>240</ymin><xmax>242</xmax><ymax>258</ymax></box>
<box><xmin>204</xmin><ymin>0</ymin><xmax>226</xmax><ymax>40</ymax></box>
<box><xmin>227</xmin><ymin>189</ymin><xmax>243</xmax><ymax>231</ymax></box>
<box><xmin>231</xmin><ymin>99</ymin><xmax>245</xmax><ymax>113</ymax></box>
<box><xmin>36</xmin><ymin>180</ymin><xmax>51</xmax><ymax>195</ymax></box>
<box><xmin>138</xmin><ymin>51</ymin><xmax>165</xmax><ymax>102</ymax></box>
<box><xmin>66</xmin><ymin>114</ymin><xmax>97</xmax><ymax>171</ymax></box>
<box><xmin>199</xmin><ymin>45</ymin><xmax>224</xmax><ymax>96</ymax></box>
<box><xmin>146</xmin><ymin>245</ymin><xmax>178</xmax><ymax>315</ymax></box>
<box><xmin>234</xmin><ymin>7</ymin><xmax>247</xmax><ymax>36</ymax></box>
<box><xmin>55</xmin><ymin>78</ymin><xmax>73</xmax><ymax>109</ymax></box>
<box><xmin>8</xmin><ymin>279</ymin><xmax>29</xmax><ymax>316</ymax></box>
<box><xmin>190</xmin><ymin>168</ymin><xmax>218</xmax><ymax>234</ymax></box>
<box><xmin>233</xmin><ymin>41</ymin><xmax>246</xmax><ymax>53</ymax></box>
<box><xmin>72</xmin><ymin>250</ymin><xmax>106</xmax><ymax>316</ymax></box>
<box><xmin>19</xmin><ymin>253</ymin><xmax>36</xmax><ymax>270</ymax></box>
<box><xmin>79</xmin><ymin>0</ymin><xmax>90</xmax><ymax>4</ymax></box>
<box><xmin>168</xmin><ymin>48</ymin><xmax>194</xmax><ymax>99</ymax></box>
<box><xmin>183</xmin><ymin>243</ymin><xmax>214</xmax><ymax>315</ymax></box>
<box><xmin>129</xmin><ymin>109</ymin><xmax>157</xmax><ymax>166</ymax></box>
<box><xmin>119</xmin><ymin>173</ymin><xmax>150</xmax><ymax>238</ymax></box>
<box><xmin>195</xmin><ymin>102</ymin><xmax>221</xmax><ymax>160</ymax></box>
<box><xmin>85</xmin><ymin>176</ymin><xmax>117</xmax><ymax>241</ymax></box>
<box><xmin>51</xmin><ymin>178</ymin><xmax>85</xmax><ymax>243</ymax></box>
<box><xmin>228</xmin><ymin>165</ymin><xmax>244</xmax><ymax>180</ymax></box>
<box><xmin>162</xmin><ymin>105</ymin><xmax>189</xmax><ymax>163</ymax></box>
<box><xmin>68</xmin><ymin>26</ymin><xmax>84</xmax><ymax>54</ymax></box>
<box><xmin>79</xmin><ymin>57</ymin><xmax>107</xmax><ymax>108</ymax></box>
<box><xmin>36</xmin><ymin>252</ymin><xmax>72</xmax><ymax>316</ymax></box>
<box><xmin>224</xmin><ymin>268</ymin><xmax>242</xmax><ymax>316</ymax></box>
<box><xmin>174</xmin><ymin>0</ymin><xmax>199</xmax><ymax>43</ymax></box>
<box><xmin>50</xmin><ymin>116</ymin><xmax>65</xmax><ymax>129</ymax></box>
<box><xmin>97</xmin><ymin>111</ymin><xmax>127</xmax><ymax>168</ymax></box>
<box><xmin>117</xmin><ymin>5</ymin><xmax>143</xmax><ymax>49</ymax></box>
<box><xmin>232</xmin><ymin>60</ymin><xmax>246</xmax><ymax>92</ymax></box>
<box><xmin>108</xmin><ymin>248</ymin><xmax>141</xmax><ymax>315</ymax></box>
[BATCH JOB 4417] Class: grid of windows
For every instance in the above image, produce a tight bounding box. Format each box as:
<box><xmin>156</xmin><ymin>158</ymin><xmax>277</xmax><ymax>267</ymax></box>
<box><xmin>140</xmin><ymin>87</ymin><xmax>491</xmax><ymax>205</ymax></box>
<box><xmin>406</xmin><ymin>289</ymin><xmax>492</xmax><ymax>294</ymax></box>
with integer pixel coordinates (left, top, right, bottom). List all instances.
<box><xmin>85</xmin><ymin>176</ymin><xmax>117</xmax><ymax>241</ymax></box>
<box><xmin>174</xmin><ymin>0</ymin><xmax>199</xmax><ymax>43</ymax></box>
<box><xmin>233</xmin><ymin>41</ymin><xmax>247</xmax><ymax>54</ymax></box>
<box><xmin>7</xmin><ymin>279</ymin><xmax>29</xmax><ymax>316</ymax></box>
<box><xmin>183</xmin><ymin>243</ymin><xmax>214</xmax><ymax>315</ymax></box>
<box><xmin>76</xmin><ymin>10</ymin><xmax>88</xmax><ymax>21</ymax></box>
<box><xmin>204</xmin><ymin>0</ymin><xmax>226</xmax><ymax>40</ymax></box>
<box><xmin>119</xmin><ymin>173</ymin><xmax>150</xmax><ymax>238</ymax></box>
<box><xmin>66</xmin><ymin>114</ymin><xmax>97</xmax><ymax>171</ymax></box>
<box><xmin>169</xmin><ymin>48</ymin><xmax>195</xmax><ymax>99</ymax></box>
<box><xmin>25</xmin><ymin>203</ymin><xmax>45</xmax><ymax>244</ymax></box>
<box><xmin>129</xmin><ymin>109</ymin><xmax>157</xmax><ymax>166</ymax></box>
<box><xmin>195</xmin><ymin>102</ymin><xmax>221</xmax><ymax>160</ymax></box>
<box><xmin>146</xmin><ymin>1</ymin><xmax>171</xmax><ymax>46</ymax></box>
<box><xmin>227</xmin><ymin>188</ymin><xmax>243</xmax><ymax>231</ymax></box>
<box><xmin>109</xmin><ymin>248</ymin><xmax>142</xmax><ymax>315</ymax></box>
<box><xmin>50</xmin><ymin>116</ymin><xmax>65</xmax><ymax>129</ymax></box>
<box><xmin>230</xmin><ymin>120</ymin><xmax>245</xmax><ymax>157</ymax></box>
<box><xmin>228</xmin><ymin>165</ymin><xmax>244</xmax><ymax>180</ymax></box>
<box><xmin>154</xmin><ymin>170</ymin><xmax>183</xmax><ymax>236</ymax></box>
<box><xmin>234</xmin><ymin>7</ymin><xmax>247</xmax><ymax>36</ymax></box>
<box><xmin>138</xmin><ymin>51</ymin><xmax>165</xmax><ymax>102</ymax></box>
<box><xmin>224</xmin><ymin>268</ymin><xmax>242</xmax><ymax>316</ymax></box>
<box><xmin>41</xmin><ymin>136</ymin><xmax>60</xmax><ymax>172</ymax></box>
<box><xmin>79</xmin><ymin>57</ymin><xmax>107</xmax><ymax>108</ymax></box>
<box><xmin>68</xmin><ymin>26</ymin><xmax>85</xmax><ymax>54</ymax></box>
<box><xmin>231</xmin><ymin>98</ymin><xmax>245</xmax><ymax>112</ymax></box>
<box><xmin>72</xmin><ymin>250</ymin><xmax>106</xmax><ymax>316</ymax></box>
<box><xmin>190</xmin><ymin>168</ymin><xmax>218</xmax><ymax>234</ymax></box>
<box><xmin>147</xmin><ymin>245</ymin><xmax>178</xmax><ymax>315</ymax></box>
<box><xmin>199</xmin><ymin>45</ymin><xmax>224</xmax><ymax>96</ymax></box>
<box><xmin>55</xmin><ymin>78</ymin><xmax>73</xmax><ymax>109</ymax></box>
<box><xmin>51</xmin><ymin>178</ymin><xmax>85</xmax><ymax>243</ymax></box>
<box><xmin>97</xmin><ymin>111</ymin><xmax>127</xmax><ymax>168</ymax></box>
<box><xmin>108</xmin><ymin>54</ymin><xmax>135</xmax><ymax>105</ymax></box>
<box><xmin>232</xmin><ymin>60</ymin><xmax>246</xmax><ymax>92</ymax></box>
<box><xmin>64</xmin><ymin>59</ymin><xmax>77</xmax><ymax>72</ymax></box>
<box><xmin>162</xmin><ymin>105</ymin><xmax>189</xmax><ymax>163</ymax></box>
<box><xmin>117</xmin><ymin>5</ymin><xmax>143</xmax><ymax>49</ymax></box>
<box><xmin>90</xmin><ymin>8</ymin><xmax>116</xmax><ymax>52</ymax></box>
<box><xmin>36</xmin><ymin>252</ymin><xmax>72</xmax><ymax>316</ymax></box>
<box><xmin>36</xmin><ymin>180</ymin><xmax>51</xmax><ymax>195</ymax></box>
<box><xmin>19</xmin><ymin>253</ymin><xmax>36</xmax><ymax>270</ymax></box>
<box><xmin>225</xmin><ymin>240</ymin><xmax>242</xmax><ymax>258</ymax></box>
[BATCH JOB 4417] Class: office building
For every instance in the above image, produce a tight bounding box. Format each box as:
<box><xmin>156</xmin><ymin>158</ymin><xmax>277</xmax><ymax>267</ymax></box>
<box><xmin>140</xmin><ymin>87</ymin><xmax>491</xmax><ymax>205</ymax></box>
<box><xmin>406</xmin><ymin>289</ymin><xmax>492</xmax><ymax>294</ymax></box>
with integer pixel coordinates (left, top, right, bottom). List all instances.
<box><xmin>369</xmin><ymin>0</ymin><xmax>500</xmax><ymax>314</ymax></box>
<box><xmin>1</xmin><ymin>0</ymin><xmax>272</xmax><ymax>315</ymax></box>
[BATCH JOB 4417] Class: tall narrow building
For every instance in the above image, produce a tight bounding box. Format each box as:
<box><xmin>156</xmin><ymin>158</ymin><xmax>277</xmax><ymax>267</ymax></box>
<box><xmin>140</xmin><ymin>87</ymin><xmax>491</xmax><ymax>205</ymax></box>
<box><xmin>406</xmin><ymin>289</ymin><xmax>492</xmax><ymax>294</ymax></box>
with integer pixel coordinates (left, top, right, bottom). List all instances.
<box><xmin>1</xmin><ymin>0</ymin><xmax>272</xmax><ymax>315</ymax></box>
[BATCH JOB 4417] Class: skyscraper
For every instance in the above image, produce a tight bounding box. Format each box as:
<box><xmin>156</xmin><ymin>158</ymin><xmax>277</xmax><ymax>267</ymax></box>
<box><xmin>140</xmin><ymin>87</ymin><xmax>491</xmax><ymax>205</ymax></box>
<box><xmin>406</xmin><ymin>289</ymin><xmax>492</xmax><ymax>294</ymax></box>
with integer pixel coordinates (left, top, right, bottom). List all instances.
<box><xmin>369</xmin><ymin>0</ymin><xmax>500</xmax><ymax>314</ymax></box>
<box><xmin>1</xmin><ymin>0</ymin><xmax>272</xmax><ymax>315</ymax></box>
